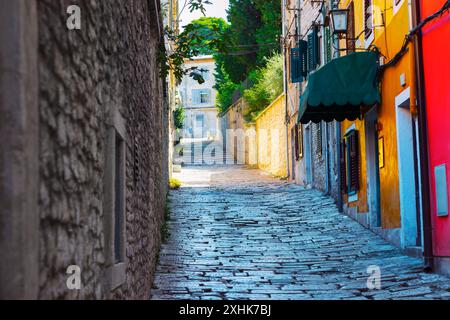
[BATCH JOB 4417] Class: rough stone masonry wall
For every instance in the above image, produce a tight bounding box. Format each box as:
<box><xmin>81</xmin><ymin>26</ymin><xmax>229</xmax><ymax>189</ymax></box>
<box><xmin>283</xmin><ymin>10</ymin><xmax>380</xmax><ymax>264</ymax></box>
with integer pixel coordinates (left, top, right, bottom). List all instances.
<box><xmin>38</xmin><ymin>0</ymin><xmax>167</xmax><ymax>299</ymax></box>
<box><xmin>255</xmin><ymin>95</ymin><xmax>287</xmax><ymax>177</ymax></box>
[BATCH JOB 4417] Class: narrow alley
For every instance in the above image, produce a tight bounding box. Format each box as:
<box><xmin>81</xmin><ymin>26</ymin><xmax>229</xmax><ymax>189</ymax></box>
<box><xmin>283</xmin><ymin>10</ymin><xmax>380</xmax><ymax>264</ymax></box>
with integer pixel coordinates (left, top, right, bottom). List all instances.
<box><xmin>152</xmin><ymin>166</ymin><xmax>450</xmax><ymax>300</ymax></box>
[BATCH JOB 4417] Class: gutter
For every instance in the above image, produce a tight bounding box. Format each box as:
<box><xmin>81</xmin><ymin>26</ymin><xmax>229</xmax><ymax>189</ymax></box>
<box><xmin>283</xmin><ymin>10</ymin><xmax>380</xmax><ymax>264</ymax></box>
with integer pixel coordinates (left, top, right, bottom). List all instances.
<box><xmin>412</xmin><ymin>0</ymin><xmax>434</xmax><ymax>270</ymax></box>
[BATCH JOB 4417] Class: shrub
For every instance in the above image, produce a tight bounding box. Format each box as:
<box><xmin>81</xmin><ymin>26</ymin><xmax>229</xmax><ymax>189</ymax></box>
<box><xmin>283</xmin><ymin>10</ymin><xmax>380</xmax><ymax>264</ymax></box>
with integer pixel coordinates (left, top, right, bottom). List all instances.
<box><xmin>243</xmin><ymin>53</ymin><xmax>284</xmax><ymax>121</ymax></box>
<box><xmin>173</xmin><ymin>106</ymin><xmax>185</xmax><ymax>130</ymax></box>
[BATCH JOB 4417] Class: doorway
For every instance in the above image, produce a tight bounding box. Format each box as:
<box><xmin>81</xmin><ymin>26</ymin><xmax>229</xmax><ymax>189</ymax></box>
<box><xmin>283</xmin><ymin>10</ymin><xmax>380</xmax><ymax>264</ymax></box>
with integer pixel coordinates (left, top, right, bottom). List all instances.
<box><xmin>304</xmin><ymin>124</ymin><xmax>313</xmax><ymax>186</ymax></box>
<box><xmin>291</xmin><ymin>127</ymin><xmax>296</xmax><ymax>181</ymax></box>
<box><xmin>365</xmin><ymin>106</ymin><xmax>381</xmax><ymax>227</ymax></box>
<box><xmin>395</xmin><ymin>87</ymin><xmax>419</xmax><ymax>247</ymax></box>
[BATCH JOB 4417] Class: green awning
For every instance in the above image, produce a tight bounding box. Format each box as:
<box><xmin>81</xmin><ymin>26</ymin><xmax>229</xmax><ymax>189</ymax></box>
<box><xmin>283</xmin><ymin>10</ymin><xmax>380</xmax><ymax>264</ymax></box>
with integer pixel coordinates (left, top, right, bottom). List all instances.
<box><xmin>298</xmin><ymin>52</ymin><xmax>381</xmax><ymax>124</ymax></box>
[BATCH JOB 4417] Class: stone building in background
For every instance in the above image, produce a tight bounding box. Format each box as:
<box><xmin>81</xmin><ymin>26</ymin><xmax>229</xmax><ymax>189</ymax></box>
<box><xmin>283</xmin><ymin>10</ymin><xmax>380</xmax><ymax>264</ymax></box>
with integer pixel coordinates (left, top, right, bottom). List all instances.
<box><xmin>0</xmin><ymin>0</ymin><xmax>168</xmax><ymax>299</ymax></box>
<box><xmin>180</xmin><ymin>56</ymin><xmax>220</xmax><ymax>140</ymax></box>
<box><xmin>283</xmin><ymin>0</ymin><xmax>341</xmax><ymax>200</ymax></box>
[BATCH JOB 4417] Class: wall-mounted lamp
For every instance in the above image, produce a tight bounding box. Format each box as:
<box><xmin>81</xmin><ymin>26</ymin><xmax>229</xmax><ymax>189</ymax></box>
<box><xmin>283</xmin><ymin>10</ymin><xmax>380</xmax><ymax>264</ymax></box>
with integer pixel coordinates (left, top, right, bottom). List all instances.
<box><xmin>329</xmin><ymin>9</ymin><xmax>349</xmax><ymax>35</ymax></box>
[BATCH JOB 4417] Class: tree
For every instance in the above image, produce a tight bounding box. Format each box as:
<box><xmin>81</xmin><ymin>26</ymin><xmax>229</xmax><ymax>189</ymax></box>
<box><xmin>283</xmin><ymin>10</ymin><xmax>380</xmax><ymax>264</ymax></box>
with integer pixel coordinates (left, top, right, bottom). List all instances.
<box><xmin>160</xmin><ymin>0</ymin><xmax>282</xmax><ymax>114</ymax></box>
<box><xmin>223</xmin><ymin>0</ymin><xmax>261</xmax><ymax>83</ymax></box>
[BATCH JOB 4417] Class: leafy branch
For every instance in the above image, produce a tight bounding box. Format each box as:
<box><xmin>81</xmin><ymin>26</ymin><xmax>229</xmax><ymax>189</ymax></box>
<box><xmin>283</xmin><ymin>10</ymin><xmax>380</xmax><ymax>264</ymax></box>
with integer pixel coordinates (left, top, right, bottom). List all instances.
<box><xmin>160</xmin><ymin>1</ymin><xmax>229</xmax><ymax>84</ymax></box>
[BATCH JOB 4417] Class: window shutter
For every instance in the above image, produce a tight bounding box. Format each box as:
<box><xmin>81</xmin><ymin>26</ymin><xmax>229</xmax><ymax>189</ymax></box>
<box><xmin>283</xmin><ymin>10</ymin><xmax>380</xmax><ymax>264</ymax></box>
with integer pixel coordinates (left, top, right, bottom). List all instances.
<box><xmin>307</xmin><ymin>29</ymin><xmax>319</xmax><ymax>72</ymax></box>
<box><xmin>298</xmin><ymin>125</ymin><xmax>303</xmax><ymax>158</ymax></box>
<box><xmin>299</xmin><ymin>40</ymin><xmax>308</xmax><ymax>77</ymax></box>
<box><xmin>349</xmin><ymin>131</ymin><xmax>360</xmax><ymax>192</ymax></box>
<box><xmin>291</xmin><ymin>48</ymin><xmax>302</xmax><ymax>83</ymax></box>
<box><xmin>290</xmin><ymin>40</ymin><xmax>308</xmax><ymax>83</ymax></box>
<box><xmin>316</xmin><ymin>122</ymin><xmax>322</xmax><ymax>158</ymax></box>
<box><xmin>347</xmin><ymin>2</ymin><xmax>356</xmax><ymax>54</ymax></box>
<box><xmin>340</xmin><ymin>139</ymin><xmax>347</xmax><ymax>193</ymax></box>
<box><xmin>325</xmin><ymin>27</ymin><xmax>332</xmax><ymax>63</ymax></box>
<box><xmin>192</xmin><ymin>90</ymin><xmax>200</xmax><ymax>104</ymax></box>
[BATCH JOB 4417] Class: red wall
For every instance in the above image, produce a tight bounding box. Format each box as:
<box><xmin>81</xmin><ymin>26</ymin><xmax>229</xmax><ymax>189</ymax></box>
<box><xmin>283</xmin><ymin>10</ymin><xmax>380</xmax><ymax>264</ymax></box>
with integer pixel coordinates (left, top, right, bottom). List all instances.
<box><xmin>421</xmin><ymin>0</ymin><xmax>450</xmax><ymax>256</ymax></box>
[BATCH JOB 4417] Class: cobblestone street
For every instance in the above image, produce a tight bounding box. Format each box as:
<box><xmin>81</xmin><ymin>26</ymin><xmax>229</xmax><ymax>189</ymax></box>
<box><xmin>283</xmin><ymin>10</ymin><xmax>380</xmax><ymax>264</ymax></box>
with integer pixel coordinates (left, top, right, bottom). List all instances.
<box><xmin>151</xmin><ymin>166</ymin><xmax>450</xmax><ymax>300</ymax></box>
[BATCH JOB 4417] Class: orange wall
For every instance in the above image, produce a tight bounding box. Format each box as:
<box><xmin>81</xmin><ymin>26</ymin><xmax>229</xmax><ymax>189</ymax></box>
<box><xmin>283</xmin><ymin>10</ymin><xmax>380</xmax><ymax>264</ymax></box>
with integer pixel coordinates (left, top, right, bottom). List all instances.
<box><xmin>341</xmin><ymin>119</ymin><xmax>369</xmax><ymax>213</ymax></box>
<box><xmin>340</xmin><ymin>0</ymin><xmax>416</xmax><ymax>228</ymax></box>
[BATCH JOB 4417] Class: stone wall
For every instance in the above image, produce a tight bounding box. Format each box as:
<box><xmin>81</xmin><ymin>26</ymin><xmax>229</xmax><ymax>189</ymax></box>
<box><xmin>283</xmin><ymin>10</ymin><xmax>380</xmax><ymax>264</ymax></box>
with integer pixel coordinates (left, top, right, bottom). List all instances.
<box><xmin>283</xmin><ymin>0</ymin><xmax>341</xmax><ymax>201</ymax></box>
<box><xmin>255</xmin><ymin>95</ymin><xmax>288</xmax><ymax>177</ymax></box>
<box><xmin>220</xmin><ymin>98</ymin><xmax>254</xmax><ymax>164</ymax></box>
<box><xmin>1</xmin><ymin>0</ymin><xmax>168</xmax><ymax>299</ymax></box>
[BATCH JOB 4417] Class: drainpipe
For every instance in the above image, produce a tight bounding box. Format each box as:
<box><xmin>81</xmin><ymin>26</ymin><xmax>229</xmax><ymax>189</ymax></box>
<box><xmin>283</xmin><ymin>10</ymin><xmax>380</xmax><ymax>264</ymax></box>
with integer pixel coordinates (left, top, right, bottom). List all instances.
<box><xmin>282</xmin><ymin>0</ymin><xmax>291</xmax><ymax>179</ymax></box>
<box><xmin>412</xmin><ymin>0</ymin><xmax>433</xmax><ymax>270</ymax></box>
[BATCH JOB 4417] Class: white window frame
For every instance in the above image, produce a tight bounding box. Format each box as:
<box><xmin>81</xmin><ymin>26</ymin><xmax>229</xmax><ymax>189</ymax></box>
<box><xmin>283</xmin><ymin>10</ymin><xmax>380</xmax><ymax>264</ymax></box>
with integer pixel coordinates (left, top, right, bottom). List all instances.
<box><xmin>393</xmin><ymin>0</ymin><xmax>406</xmax><ymax>16</ymax></box>
<box><xmin>364</xmin><ymin>0</ymin><xmax>375</xmax><ymax>49</ymax></box>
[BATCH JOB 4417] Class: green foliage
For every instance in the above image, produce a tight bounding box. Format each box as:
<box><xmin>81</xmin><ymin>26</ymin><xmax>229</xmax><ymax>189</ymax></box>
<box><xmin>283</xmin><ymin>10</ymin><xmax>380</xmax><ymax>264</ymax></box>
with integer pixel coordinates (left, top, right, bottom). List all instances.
<box><xmin>180</xmin><ymin>17</ymin><xmax>229</xmax><ymax>56</ymax></box>
<box><xmin>187</xmin><ymin>0</ymin><xmax>212</xmax><ymax>15</ymax></box>
<box><xmin>214</xmin><ymin>56</ymin><xmax>241</xmax><ymax>113</ymax></box>
<box><xmin>173</xmin><ymin>106</ymin><xmax>185</xmax><ymax>130</ymax></box>
<box><xmin>162</xmin><ymin>16</ymin><xmax>230</xmax><ymax>84</ymax></box>
<box><xmin>243</xmin><ymin>53</ymin><xmax>284</xmax><ymax>121</ymax></box>
<box><xmin>160</xmin><ymin>0</ymin><xmax>282</xmax><ymax>114</ymax></box>
<box><xmin>254</xmin><ymin>0</ymin><xmax>282</xmax><ymax>63</ymax></box>
<box><xmin>214</xmin><ymin>0</ymin><xmax>282</xmax><ymax>112</ymax></box>
<box><xmin>223</xmin><ymin>0</ymin><xmax>261</xmax><ymax>83</ymax></box>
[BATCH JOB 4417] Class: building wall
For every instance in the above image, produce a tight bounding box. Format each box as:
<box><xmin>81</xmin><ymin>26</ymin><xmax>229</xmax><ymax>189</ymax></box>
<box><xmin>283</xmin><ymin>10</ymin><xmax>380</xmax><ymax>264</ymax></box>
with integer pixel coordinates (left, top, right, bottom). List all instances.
<box><xmin>163</xmin><ymin>0</ymin><xmax>180</xmax><ymax>178</ymax></box>
<box><xmin>421</xmin><ymin>0</ymin><xmax>450</xmax><ymax>258</ymax></box>
<box><xmin>340</xmin><ymin>0</ymin><xmax>416</xmax><ymax>232</ymax></box>
<box><xmin>284</xmin><ymin>0</ymin><xmax>340</xmax><ymax>197</ymax></box>
<box><xmin>184</xmin><ymin>107</ymin><xmax>219</xmax><ymax>139</ymax></box>
<box><xmin>255</xmin><ymin>95</ymin><xmax>288</xmax><ymax>177</ymax></box>
<box><xmin>180</xmin><ymin>56</ymin><xmax>218</xmax><ymax>139</ymax></box>
<box><xmin>340</xmin><ymin>120</ymin><xmax>369</xmax><ymax>214</ymax></box>
<box><xmin>1</xmin><ymin>0</ymin><xmax>168</xmax><ymax>299</ymax></box>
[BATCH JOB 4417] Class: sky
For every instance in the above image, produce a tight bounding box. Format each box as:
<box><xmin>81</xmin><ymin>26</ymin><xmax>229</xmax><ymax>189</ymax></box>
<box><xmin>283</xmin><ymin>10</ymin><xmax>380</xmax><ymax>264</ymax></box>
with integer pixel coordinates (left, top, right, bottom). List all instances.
<box><xmin>179</xmin><ymin>0</ymin><xmax>229</xmax><ymax>30</ymax></box>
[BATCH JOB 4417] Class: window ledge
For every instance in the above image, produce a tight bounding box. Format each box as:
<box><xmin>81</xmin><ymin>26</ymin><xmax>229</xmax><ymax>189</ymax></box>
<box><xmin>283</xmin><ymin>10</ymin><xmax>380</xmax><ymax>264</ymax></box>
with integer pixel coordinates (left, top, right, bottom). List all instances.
<box><xmin>107</xmin><ymin>262</ymin><xmax>126</xmax><ymax>291</ymax></box>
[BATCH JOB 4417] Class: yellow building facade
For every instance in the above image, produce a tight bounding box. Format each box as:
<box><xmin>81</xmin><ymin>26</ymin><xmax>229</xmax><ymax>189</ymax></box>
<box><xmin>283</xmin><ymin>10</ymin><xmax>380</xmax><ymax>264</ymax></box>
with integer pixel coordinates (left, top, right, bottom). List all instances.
<box><xmin>340</xmin><ymin>0</ymin><xmax>420</xmax><ymax>246</ymax></box>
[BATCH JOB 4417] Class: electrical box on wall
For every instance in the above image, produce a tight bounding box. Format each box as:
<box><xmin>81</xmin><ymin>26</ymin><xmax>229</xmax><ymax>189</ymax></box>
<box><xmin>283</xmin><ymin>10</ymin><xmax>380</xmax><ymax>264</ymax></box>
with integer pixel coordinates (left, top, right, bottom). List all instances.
<box><xmin>435</xmin><ymin>164</ymin><xmax>449</xmax><ymax>217</ymax></box>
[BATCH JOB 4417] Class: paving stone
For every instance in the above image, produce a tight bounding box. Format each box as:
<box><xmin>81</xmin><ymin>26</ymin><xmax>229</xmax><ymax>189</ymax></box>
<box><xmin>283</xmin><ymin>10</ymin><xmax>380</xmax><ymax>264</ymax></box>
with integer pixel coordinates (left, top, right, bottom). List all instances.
<box><xmin>150</xmin><ymin>166</ymin><xmax>450</xmax><ymax>300</ymax></box>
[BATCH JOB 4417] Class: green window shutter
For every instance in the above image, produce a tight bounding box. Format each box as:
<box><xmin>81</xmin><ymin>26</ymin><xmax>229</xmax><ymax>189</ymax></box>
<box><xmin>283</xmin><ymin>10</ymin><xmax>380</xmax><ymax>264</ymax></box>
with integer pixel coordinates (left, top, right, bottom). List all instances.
<box><xmin>291</xmin><ymin>40</ymin><xmax>308</xmax><ymax>83</ymax></box>
<box><xmin>299</xmin><ymin>40</ymin><xmax>308</xmax><ymax>78</ymax></box>
<box><xmin>345</xmin><ymin>130</ymin><xmax>360</xmax><ymax>194</ymax></box>
<box><xmin>307</xmin><ymin>28</ymin><xmax>319</xmax><ymax>72</ymax></box>
<box><xmin>291</xmin><ymin>48</ymin><xmax>302</xmax><ymax>83</ymax></box>
<box><xmin>340</xmin><ymin>139</ymin><xmax>347</xmax><ymax>193</ymax></box>
<box><xmin>325</xmin><ymin>27</ymin><xmax>332</xmax><ymax>63</ymax></box>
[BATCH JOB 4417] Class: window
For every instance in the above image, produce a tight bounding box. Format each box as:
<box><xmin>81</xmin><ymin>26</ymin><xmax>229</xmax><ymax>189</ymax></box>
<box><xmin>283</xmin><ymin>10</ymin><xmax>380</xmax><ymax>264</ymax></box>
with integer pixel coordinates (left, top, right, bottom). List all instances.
<box><xmin>298</xmin><ymin>125</ymin><xmax>303</xmax><ymax>159</ymax></box>
<box><xmin>192</xmin><ymin>89</ymin><xmax>210</xmax><ymax>104</ymax></box>
<box><xmin>114</xmin><ymin>132</ymin><xmax>125</xmax><ymax>264</ymax></box>
<box><xmin>195</xmin><ymin>114</ymin><xmax>204</xmax><ymax>128</ymax></box>
<box><xmin>364</xmin><ymin>0</ymin><xmax>374</xmax><ymax>47</ymax></box>
<box><xmin>307</xmin><ymin>28</ymin><xmax>320</xmax><ymax>72</ymax></box>
<box><xmin>294</xmin><ymin>124</ymin><xmax>303</xmax><ymax>160</ymax></box>
<box><xmin>290</xmin><ymin>41</ymin><xmax>308</xmax><ymax>83</ymax></box>
<box><xmin>345</xmin><ymin>130</ymin><xmax>360</xmax><ymax>195</ymax></box>
<box><xmin>393</xmin><ymin>0</ymin><xmax>405</xmax><ymax>15</ymax></box>
<box><xmin>104</xmin><ymin>108</ymin><xmax>126</xmax><ymax>290</ymax></box>
<box><xmin>316</xmin><ymin>122</ymin><xmax>322</xmax><ymax>158</ymax></box>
